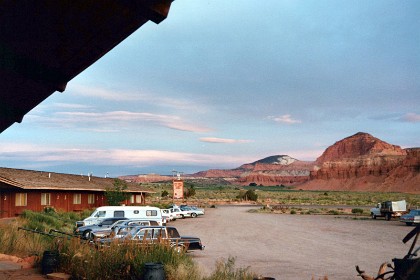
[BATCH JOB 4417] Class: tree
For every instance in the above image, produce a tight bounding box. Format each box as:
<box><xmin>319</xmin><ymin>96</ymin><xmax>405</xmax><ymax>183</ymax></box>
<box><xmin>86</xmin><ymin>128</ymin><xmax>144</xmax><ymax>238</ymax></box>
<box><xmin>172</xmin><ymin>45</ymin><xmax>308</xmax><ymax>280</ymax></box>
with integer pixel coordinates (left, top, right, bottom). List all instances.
<box><xmin>237</xmin><ymin>189</ymin><xmax>258</xmax><ymax>201</ymax></box>
<box><xmin>104</xmin><ymin>179</ymin><xmax>131</xmax><ymax>206</ymax></box>
<box><xmin>244</xmin><ymin>189</ymin><xmax>258</xmax><ymax>201</ymax></box>
<box><xmin>161</xmin><ymin>190</ymin><xmax>169</xmax><ymax>198</ymax></box>
<box><xmin>184</xmin><ymin>183</ymin><xmax>196</xmax><ymax>199</ymax></box>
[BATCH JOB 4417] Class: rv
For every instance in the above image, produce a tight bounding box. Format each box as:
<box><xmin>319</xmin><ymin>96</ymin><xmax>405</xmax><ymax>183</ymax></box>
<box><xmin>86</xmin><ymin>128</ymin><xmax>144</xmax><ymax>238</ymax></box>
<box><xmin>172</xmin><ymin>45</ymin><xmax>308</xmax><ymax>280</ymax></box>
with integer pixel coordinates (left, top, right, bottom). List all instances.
<box><xmin>76</xmin><ymin>206</ymin><xmax>164</xmax><ymax>227</ymax></box>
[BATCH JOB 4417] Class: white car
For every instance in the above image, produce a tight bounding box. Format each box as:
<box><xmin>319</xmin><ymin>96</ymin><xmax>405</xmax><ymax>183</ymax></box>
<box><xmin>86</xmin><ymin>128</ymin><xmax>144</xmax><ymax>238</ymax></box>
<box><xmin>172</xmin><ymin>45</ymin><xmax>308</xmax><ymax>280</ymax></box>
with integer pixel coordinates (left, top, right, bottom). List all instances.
<box><xmin>161</xmin><ymin>209</ymin><xmax>177</xmax><ymax>221</ymax></box>
<box><xmin>180</xmin><ymin>206</ymin><xmax>204</xmax><ymax>217</ymax></box>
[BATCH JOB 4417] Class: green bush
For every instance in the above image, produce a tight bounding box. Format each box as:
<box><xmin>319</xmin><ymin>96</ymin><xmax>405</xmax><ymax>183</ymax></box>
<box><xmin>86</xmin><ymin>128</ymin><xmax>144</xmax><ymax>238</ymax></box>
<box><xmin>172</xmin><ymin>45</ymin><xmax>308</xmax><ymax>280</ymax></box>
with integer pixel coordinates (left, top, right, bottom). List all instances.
<box><xmin>351</xmin><ymin>208</ymin><xmax>364</xmax><ymax>214</ymax></box>
<box><xmin>327</xmin><ymin>210</ymin><xmax>340</xmax><ymax>215</ymax></box>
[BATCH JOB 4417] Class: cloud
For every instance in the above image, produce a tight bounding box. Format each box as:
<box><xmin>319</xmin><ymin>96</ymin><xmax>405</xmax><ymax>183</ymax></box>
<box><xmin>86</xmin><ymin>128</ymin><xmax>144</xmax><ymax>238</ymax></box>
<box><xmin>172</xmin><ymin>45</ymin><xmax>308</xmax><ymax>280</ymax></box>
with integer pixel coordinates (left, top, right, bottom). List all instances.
<box><xmin>70</xmin><ymin>84</ymin><xmax>207</xmax><ymax>112</ymax></box>
<box><xmin>28</xmin><ymin>110</ymin><xmax>211</xmax><ymax>133</ymax></box>
<box><xmin>70</xmin><ymin>84</ymin><xmax>141</xmax><ymax>101</ymax></box>
<box><xmin>267</xmin><ymin>115</ymin><xmax>301</xmax><ymax>124</ymax></box>
<box><xmin>53</xmin><ymin>103</ymin><xmax>93</xmax><ymax>109</ymax></box>
<box><xmin>400</xmin><ymin>113</ymin><xmax>420</xmax><ymax>123</ymax></box>
<box><xmin>199</xmin><ymin>137</ymin><xmax>253</xmax><ymax>144</ymax></box>
<box><xmin>0</xmin><ymin>143</ymin><xmax>253</xmax><ymax>168</ymax></box>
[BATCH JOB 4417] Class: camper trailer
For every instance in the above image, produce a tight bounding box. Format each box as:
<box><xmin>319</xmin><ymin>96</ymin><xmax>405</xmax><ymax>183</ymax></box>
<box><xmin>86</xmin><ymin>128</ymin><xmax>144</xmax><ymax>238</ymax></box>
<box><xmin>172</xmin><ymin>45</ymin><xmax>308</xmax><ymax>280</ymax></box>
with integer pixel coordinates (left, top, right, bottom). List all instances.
<box><xmin>76</xmin><ymin>206</ymin><xmax>163</xmax><ymax>227</ymax></box>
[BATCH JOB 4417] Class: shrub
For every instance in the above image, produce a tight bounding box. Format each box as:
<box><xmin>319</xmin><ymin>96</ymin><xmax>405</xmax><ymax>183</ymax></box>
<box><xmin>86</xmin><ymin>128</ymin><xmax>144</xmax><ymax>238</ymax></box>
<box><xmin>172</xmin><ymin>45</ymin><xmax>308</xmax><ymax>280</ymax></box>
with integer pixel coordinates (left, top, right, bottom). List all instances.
<box><xmin>290</xmin><ymin>210</ymin><xmax>296</xmax><ymax>214</ymax></box>
<box><xmin>104</xmin><ymin>179</ymin><xmax>131</xmax><ymax>206</ymax></box>
<box><xmin>351</xmin><ymin>208</ymin><xmax>364</xmax><ymax>215</ymax></box>
<box><xmin>204</xmin><ymin>257</ymin><xmax>257</xmax><ymax>280</ymax></box>
<box><xmin>237</xmin><ymin>190</ymin><xmax>258</xmax><ymax>201</ymax></box>
<box><xmin>161</xmin><ymin>190</ymin><xmax>169</xmax><ymax>197</ymax></box>
<box><xmin>59</xmin><ymin>239</ymin><xmax>198</xmax><ymax>280</ymax></box>
<box><xmin>327</xmin><ymin>210</ymin><xmax>340</xmax><ymax>215</ymax></box>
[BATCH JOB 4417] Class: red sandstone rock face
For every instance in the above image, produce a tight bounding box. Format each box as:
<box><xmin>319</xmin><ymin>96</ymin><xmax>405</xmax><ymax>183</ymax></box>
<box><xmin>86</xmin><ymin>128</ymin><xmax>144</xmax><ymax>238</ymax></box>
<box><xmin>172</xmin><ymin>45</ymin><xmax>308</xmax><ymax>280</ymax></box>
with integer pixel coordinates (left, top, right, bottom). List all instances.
<box><xmin>189</xmin><ymin>156</ymin><xmax>315</xmax><ymax>186</ymax></box>
<box><xmin>120</xmin><ymin>133</ymin><xmax>419</xmax><ymax>193</ymax></box>
<box><xmin>303</xmin><ymin>133</ymin><xmax>419</xmax><ymax>193</ymax></box>
<box><xmin>316</xmin><ymin>132</ymin><xmax>406</xmax><ymax>163</ymax></box>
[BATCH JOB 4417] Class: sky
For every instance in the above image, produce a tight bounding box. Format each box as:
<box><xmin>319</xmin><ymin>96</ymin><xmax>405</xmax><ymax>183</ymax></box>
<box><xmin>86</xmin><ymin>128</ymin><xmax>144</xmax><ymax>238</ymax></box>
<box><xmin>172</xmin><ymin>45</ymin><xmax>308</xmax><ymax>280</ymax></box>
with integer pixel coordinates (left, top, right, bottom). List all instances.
<box><xmin>1</xmin><ymin>0</ymin><xmax>419</xmax><ymax>177</ymax></box>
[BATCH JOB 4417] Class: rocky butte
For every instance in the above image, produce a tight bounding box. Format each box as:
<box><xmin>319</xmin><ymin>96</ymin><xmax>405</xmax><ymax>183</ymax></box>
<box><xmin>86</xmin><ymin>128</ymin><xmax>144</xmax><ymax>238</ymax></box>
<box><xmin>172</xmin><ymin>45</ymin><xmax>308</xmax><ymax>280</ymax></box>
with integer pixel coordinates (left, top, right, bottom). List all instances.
<box><xmin>305</xmin><ymin>132</ymin><xmax>419</xmax><ymax>193</ymax></box>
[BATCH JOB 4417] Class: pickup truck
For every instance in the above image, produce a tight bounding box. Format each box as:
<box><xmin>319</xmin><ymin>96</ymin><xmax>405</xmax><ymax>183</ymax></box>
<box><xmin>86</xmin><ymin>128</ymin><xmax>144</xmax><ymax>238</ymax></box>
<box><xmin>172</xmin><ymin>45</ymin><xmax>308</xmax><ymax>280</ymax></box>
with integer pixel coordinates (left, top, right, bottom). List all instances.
<box><xmin>98</xmin><ymin>226</ymin><xmax>205</xmax><ymax>252</ymax></box>
<box><xmin>370</xmin><ymin>200</ymin><xmax>407</xmax><ymax>220</ymax></box>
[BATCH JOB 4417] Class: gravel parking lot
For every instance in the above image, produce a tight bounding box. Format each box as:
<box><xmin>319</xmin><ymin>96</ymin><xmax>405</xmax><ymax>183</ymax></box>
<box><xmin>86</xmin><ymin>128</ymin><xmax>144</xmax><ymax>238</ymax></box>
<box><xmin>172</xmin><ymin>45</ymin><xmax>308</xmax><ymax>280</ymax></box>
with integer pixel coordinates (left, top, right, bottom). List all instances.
<box><xmin>173</xmin><ymin>205</ymin><xmax>413</xmax><ymax>280</ymax></box>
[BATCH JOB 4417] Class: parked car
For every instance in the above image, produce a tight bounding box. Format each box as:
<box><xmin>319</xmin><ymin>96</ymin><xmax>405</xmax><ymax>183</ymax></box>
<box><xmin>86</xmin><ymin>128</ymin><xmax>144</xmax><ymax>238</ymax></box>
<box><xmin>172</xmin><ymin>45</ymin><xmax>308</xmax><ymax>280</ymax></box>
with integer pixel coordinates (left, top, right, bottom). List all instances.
<box><xmin>74</xmin><ymin>217</ymin><xmax>128</xmax><ymax>239</ymax></box>
<box><xmin>90</xmin><ymin>219</ymin><xmax>157</xmax><ymax>239</ymax></box>
<box><xmin>180</xmin><ymin>205</ymin><xmax>204</xmax><ymax>217</ymax></box>
<box><xmin>400</xmin><ymin>209</ymin><xmax>420</xmax><ymax>226</ymax></box>
<box><xmin>169</xmin><ymin>205</ymin><xmax>203</xmax><ymax>218</ymax></box>
<box><xmin>98</xmin><ymin>226</ymin><xmax>205</xmax><ymax>252</ymax></box>
<box><xmin>169</xmin><ymin>207</ymin><xmax>191</xmax><ymax>219</ymax></box>
<box><xmin>161</xmin><ymin>209</ymin><xmax>177</xmax><ymax>221</ymax></box>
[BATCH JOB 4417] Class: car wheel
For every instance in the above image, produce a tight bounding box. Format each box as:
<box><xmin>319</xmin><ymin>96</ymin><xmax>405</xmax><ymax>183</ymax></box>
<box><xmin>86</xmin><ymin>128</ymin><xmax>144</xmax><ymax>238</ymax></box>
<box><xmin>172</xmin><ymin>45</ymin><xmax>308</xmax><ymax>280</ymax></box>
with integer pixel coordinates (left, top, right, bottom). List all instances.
<box><xmin>371</xmin><ymin>213</ymin><xmax>376</xmax><ymax>219</ymax></box>
<box><xmin>181</xmin><ymin>214</ymin><xmax>185</xmax><ymax>219</ymax></box>
<box><xmin>386</xmin><ymin>213</ymin><xmax>392</xmax><ymax>221</ymax></box>
<box><xmin>191</xmin><ymin>213</ymin><xmax>197</xmax><ymax>218</ymax></box>
<box><xmin>173</xmin><ymin>245</ymin><xmax>186</xmax><ymax>253</ymax></box>
<box><xmin>83</xmin><ymin>230</ymin><xmax>92</xmax><ymax>240</ymax></box>
<box><xmin>406</xmin><ymin>222</ymin><xmax>413</xmax><ymax>226</ymax></box>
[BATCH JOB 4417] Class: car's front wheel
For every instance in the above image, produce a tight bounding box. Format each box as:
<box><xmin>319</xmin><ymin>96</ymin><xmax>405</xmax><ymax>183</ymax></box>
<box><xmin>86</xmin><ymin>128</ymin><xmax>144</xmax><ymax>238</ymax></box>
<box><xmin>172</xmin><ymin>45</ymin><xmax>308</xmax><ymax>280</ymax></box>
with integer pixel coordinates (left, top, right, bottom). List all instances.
<box><xmin>191</xmin><ymin>213</ymin><xmax>198</xmax><ymax>218</ymax></box>
<box><xmin>172</xmin><ymin>245</ymin><xmax>186</xmax><ymax>253</ymax></box>
<box><xmin>371</xmin><ymin>213</ymin><xmax>376</xmax><ymax>219</ymax></box>
<box><xmin>83</xmin><ymin>230</ymin><xmax>93</xmax><ymax>240</ymax></box>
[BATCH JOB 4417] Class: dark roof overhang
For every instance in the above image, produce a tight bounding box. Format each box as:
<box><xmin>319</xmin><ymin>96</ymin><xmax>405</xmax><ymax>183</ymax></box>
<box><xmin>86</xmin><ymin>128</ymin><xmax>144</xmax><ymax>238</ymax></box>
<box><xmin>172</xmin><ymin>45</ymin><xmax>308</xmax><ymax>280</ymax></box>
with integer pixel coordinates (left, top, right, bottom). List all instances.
<box><xmin>0</xmin><ymin>0</ymin><xmax>174</xmax><ymax>133</ymax></box>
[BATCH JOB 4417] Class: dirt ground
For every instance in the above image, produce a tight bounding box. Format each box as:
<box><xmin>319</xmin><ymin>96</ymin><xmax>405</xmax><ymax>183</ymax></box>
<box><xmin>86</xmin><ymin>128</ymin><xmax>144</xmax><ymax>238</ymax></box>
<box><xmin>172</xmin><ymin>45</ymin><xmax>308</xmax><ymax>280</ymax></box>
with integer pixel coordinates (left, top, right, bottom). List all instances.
<box><xmin>0</xmin><ymin>206</ymin><xmax>414</xmax><ymax>279</ymax></box>
<box><xmin>174</xmin><ymin>205</ymin><xmax>413</xmax><ymax>280</ymax></box>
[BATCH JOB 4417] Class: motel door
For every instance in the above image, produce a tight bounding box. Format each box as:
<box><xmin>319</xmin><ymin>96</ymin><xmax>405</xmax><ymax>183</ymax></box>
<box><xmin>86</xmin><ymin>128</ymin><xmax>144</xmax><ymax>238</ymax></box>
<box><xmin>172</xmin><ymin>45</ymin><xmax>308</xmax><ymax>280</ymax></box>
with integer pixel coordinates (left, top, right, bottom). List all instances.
<box><xmin>0</xmin><ymin>191</ymin><xmax>12</xmax><ymax>218</ymax></box>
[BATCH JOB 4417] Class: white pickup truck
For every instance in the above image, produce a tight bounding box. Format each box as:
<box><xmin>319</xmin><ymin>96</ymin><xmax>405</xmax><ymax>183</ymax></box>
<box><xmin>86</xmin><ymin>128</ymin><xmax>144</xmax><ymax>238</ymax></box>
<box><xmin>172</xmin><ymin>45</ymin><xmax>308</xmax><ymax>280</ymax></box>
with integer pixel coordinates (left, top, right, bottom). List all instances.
<box><xmin>370</xmin><ymin>200</ymin><xmax>407</xmax><ymax>220</ymax></box>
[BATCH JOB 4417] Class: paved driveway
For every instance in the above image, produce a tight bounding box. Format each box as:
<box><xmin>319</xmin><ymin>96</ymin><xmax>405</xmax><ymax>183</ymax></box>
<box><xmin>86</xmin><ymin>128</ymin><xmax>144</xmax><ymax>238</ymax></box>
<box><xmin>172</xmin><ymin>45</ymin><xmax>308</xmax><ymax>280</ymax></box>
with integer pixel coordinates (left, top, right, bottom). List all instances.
<box><xmin>173</xmin><ymin>205</ymin><xmax>412</xmax><ymax>280</ymax></box>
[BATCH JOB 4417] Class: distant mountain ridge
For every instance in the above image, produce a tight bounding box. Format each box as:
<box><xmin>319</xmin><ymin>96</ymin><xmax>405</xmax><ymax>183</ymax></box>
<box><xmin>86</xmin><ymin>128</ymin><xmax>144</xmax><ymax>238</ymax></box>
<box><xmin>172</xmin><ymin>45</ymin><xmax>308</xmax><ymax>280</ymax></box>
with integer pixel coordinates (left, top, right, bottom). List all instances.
<box><xmin>122</xmin><ymin>132</ymin><xmax>420</xmax><ymax>193</ymax></box>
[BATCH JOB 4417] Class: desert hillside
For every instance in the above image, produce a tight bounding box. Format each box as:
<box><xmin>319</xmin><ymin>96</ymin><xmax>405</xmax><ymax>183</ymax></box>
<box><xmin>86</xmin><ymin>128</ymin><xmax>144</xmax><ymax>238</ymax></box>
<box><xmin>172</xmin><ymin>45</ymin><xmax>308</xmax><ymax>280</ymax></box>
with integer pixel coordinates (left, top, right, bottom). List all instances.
<box><xmin>121</xmin><ymin>132</ymin><xmax>419</xmax><ymax>193</ymax></box>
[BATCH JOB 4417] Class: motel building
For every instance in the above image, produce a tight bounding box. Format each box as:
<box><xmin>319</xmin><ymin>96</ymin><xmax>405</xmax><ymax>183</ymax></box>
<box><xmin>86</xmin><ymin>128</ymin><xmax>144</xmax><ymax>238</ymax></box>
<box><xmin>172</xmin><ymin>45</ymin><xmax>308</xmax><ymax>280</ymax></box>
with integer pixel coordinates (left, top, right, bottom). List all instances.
<box><xmin>0</xmin><ymin>167</ymin><xmax>154</xmax><ymax>218</ymax></box>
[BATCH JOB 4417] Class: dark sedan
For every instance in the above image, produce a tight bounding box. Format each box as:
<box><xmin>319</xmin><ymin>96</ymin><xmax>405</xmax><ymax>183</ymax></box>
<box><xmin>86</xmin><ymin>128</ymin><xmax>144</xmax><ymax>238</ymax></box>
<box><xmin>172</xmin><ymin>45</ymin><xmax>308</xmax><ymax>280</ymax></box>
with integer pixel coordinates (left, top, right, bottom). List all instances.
<box><xmin>99</xmin><ymin>226</ymin><xmax>205</xmax><ymax>252</ymax></box>
<box><xmin>400</xmin><ymin>209</ymin><xmax>420</xmax><ymax>226</ymax></box>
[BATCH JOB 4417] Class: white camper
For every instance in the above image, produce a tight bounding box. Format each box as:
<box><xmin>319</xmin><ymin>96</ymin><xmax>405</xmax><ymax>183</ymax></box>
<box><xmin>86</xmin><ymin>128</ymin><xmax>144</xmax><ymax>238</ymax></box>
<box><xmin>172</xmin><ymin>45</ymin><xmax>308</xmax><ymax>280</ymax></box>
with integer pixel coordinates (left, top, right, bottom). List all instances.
<box><xmin>76</xmin><ymin>206</ymin><xmax>164</xmax><ymax>227</ymax></box>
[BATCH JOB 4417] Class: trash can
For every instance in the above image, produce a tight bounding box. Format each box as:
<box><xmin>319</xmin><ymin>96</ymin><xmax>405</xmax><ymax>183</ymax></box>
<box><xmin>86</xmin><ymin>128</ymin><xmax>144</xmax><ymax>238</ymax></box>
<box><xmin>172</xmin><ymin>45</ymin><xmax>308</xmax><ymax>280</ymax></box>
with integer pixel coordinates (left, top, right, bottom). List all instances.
<box><xmin>41</xmin><ymin>250</ymin><xmax>59</xmax><ymax>275</ymax></box>
<box><xmin>143</xmin><ymin>262</ymin><xmax>165</xmax><ymax>280</ymax></box>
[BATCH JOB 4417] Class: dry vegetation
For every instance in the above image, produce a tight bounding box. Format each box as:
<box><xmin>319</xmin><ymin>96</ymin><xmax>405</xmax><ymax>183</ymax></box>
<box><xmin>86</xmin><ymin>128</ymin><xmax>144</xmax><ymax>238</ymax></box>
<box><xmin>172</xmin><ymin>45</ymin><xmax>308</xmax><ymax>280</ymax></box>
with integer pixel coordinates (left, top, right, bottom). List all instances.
<box><xmin>145</xmin><ymin>182</ymin><xmax>420</xmax><ymax>208</ymax></box>
<box><xmin>0</xmin><ymin>209</ymin><xmax>257</xmax><ymax>280</ymax></box>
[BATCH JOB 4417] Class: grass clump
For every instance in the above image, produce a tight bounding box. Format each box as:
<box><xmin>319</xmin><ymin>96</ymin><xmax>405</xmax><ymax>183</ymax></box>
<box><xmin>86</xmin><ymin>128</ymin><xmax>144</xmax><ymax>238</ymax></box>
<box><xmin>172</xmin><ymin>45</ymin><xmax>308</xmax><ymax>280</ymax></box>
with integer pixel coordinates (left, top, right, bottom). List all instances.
<box><xmin>204</xmin><ymin>257</ymin><xmax>257</xmax><ymax>280</ymax></box>
<box><xmin>351</xmin><ymin>208</ymin><xmax>364</xmax><ymax>215</ymax></box>
<box><xmin>58</xmin><ymin>238</ymin><xmax>199</xmax><ymax>280</ymax></box>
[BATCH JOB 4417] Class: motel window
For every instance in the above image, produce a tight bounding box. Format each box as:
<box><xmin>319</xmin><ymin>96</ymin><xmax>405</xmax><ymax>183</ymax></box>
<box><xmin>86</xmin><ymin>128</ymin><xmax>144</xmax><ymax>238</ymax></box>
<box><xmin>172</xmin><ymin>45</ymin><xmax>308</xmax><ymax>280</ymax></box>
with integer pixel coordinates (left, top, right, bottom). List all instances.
<box><xmin>15</xmin><ymin>193</ymin><xmax>27</xmax><ymax>206</ymax></box>
<box><xmin>41</xmin><ymin>193</ymin><xmax>51</xmax><ymax>206</ymax></box>
<box><xmin>88</xmin><ymin>194</ymin><xmax>95</xmax><ymax>204</ymax></box>
<box><xmin>135</xmin><ymin>195</ymin><xmax>142</xmax><ymax>204</ymax></box>
<box><xmin>73</xmin><ymin>193</ymin><xmax>81</xmax><ymax>205</ymax></box>
<box><xmin>130</xmin><ymin>195</ymin><xmax>135</xmax><ymax>204</ymax></box>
